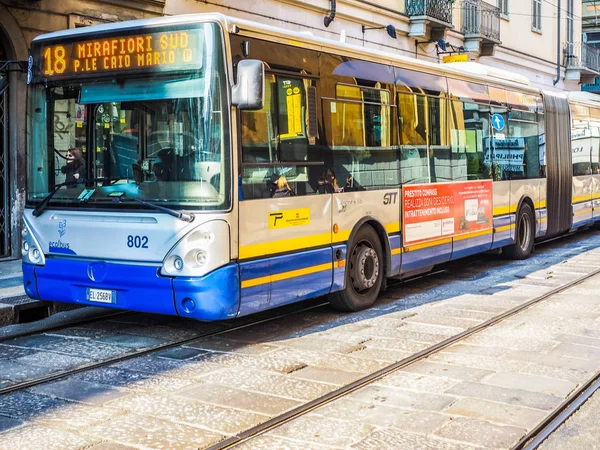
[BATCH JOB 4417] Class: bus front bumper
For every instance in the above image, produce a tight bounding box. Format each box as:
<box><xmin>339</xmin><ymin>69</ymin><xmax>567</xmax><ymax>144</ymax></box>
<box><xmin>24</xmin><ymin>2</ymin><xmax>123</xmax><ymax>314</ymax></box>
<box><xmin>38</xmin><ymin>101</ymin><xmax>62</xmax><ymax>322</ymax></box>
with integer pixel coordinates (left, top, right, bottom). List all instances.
<box><xmin>23</xmin><ymin>259</ymin><xmax>240</xmax><ymax>321</ymax></box>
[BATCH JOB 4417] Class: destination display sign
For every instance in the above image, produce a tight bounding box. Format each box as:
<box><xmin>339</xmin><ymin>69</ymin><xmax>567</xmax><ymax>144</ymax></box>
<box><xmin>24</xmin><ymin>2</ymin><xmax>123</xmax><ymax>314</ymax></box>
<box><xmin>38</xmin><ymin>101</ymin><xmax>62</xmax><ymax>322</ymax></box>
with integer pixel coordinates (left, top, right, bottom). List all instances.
<box><xmin>39</xmin><ymin>28</ymin><xmax>203</xmax><ymax>80</ymax></box>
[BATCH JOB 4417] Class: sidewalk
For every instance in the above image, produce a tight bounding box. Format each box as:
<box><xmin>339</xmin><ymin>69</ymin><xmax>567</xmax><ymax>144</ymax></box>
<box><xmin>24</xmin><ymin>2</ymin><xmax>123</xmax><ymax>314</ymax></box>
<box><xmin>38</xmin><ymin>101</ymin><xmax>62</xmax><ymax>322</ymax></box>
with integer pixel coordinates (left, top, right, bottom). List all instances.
<box><xmin>0</xmin><ymin>259</ymin><xmax>47</xmax><ymax>326</ymax></box>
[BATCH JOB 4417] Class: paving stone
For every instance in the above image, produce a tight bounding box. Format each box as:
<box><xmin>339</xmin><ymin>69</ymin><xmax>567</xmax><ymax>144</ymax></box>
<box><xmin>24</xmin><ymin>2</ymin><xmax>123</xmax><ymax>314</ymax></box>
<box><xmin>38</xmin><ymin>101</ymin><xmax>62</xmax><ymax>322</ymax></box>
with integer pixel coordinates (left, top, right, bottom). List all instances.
<box><xmin>402</xmin><ymin>361</ymin><xmax>494</xmax><ymax>382</ymax></box>
<box><xmin>71</xmin><ymin>366</ymin><xmax>196</xmax><ymax>393</ymax></box>
<box><xmin>106</xmin><ymin>393</ymin><xmax>268</xmax><ymax>435</ymax></box>
<box><xmin>506</xmin><ymin>350</ymin><xmax>599</xmax><ymax>372</ymax></box>
<box><xmin>465</xmin><ymin>334</ymin><xmax>559</xmax><ymax>352</ymax></box>
<box><xmin>274</xmin><ymin>336</ymin><xmax>366</xmax><ymax>354</ymax></box>
<box><xmin>348</xmin><ymin>385</ymin><xmax>456</xmax><ymax>412</ymax></box>
<box><xmin>186</xmin><ymin>337</ymin><xmax>281</xmax><ymax>355</ymax></box>
<box><xmin>446</xmin><ymin>381</ymin><xmax>563</xmax><ymax>411</ymax></box>
<box><xmin>83</xmin><ymin>412</ymin><xmax>223</xmax><ymax>449</ymax></box>
<box><xmin>193</xmin><ymin>351</ymin><xmax>308</xmax><ymax>374</ymax></box>
<box><xmin>29</xmin><ymin>379</ymin><xmax>131</xmax><ymax>405</ymax></box>
<box><xmin>288</xmin><ymin>366</ymin><xmax>364</xmax><ymax>386</ymax></box>
<box><xmin>234</xmin><ymin>435</ymin><xmax>340</xmax><ymax>450</ymax></box>
<box><xmin>0</xmin><ymin>424</ymin><xmax>97</xmax><ymax>450</ymax></box>
<box><xmin>520</xmin><ymin>363</ymin><xmax>591</xmax><ymax>384</ymax></box>
<box><xmin>0</xmin><ymin>392</ymin><xmax>68</xmax><ymax>419</ymax></box>
<box><xmin>32</xmin><ymin>402</ymin><xmax>123</xmax><ymax>428</ymax></box>
<box><xmin>485</xmin><ymin>372</ymin><xmax>577</xmax><ymax>397</ymax></box>
<box><xmin>403</xmin><ymin>314</ymin><xmax>481</xmax><ymax>330</ymax></box>
<box><xmin>2</xmin><ymin>334</ymin><xmax>67</xmax><ymax>349</ymax></box>
<box><xmin>271</xmin><ymin>414</ymin><xmax>374</xmax><ymax>447</ymax></box>
<box><xmin>445</xmin><ymin>397</ymin><xmax>547</xmax><ymax>428</ymax></box>
<box><xmin>444</xmin><ymin>343</ymin><xmax>509</xmax><ymax>357</ymax></box>
<box><xmin>365</xmin><ymin>337</ymin><xmax>429</xmax><ymax>353</ymax></box>
<box><xmin>86</xmin><ymin>442</ymin><xmax>139</xmax><ymax>450</ymax></box>
<box><xmin>314</xmin><ymin>397</ymin><xmax>451</xmax><ymax>434</ymax></box>
<box><xmin>112</xmin><ymin>355</ymin><xmax>222</xmax><ymax>379</ymax></box>
<box><xmin>552</xmin><ymin>342</ymin><xmax>600</xmax><ymax>361</ymax></box>
<box><xmin>14</xmin><ymin>352</ymin><xmax>92</xmax><ymax>370</ymax></box>
<box><xmin>0</xmin><ymin>360</ymin><xmax>57</xmax><ymax>382</ymax></box>
<box><xmin>198</xmin><ymin>368</ymin><xmax>334</xmax><ymax>401</ymax></box>
<box><xmin>96</xmin><ymin>333</ymin><xmax>167</xmax><ymax>349</ymax></box>
<box><xmin>46</xmin><ymin>327</ymin><xmax>118</xmax><ymax>339</ymax></box>
<box><xmin>29</xmin><ymin>339</ymin><xmax>131</xmax><ymax>361</ymax></box>
<box><xmin>365</xmin><ymin>327</ymin><xmax>450</xmax><ymax>343</ymax></box>
<box><xmin>174</xmin><ymin>383</ymin><xmax>301</xmax><ymax>415</ymax></box>
<box><xmin>427</xmin><ymin>351</ymin><xmax>529</xmax><ymax>373</ymax></box>
<box><xmin>0</xmin><ymin>416</ymin><xmax>23</xmax><ymax>433</ymax></box>
<box><xmin>347</xmin><ymin>346</ymin><xmax>412</xmax><ymax>362</ymax></box>
<box><xmin>397</xmin><ymin>322</ymin><xmax>463</xmax><ymax>337</ymax></box>
<box><xmin>425</xmin><ymin>307</ymin><xmax>496</xmax><ymax>321</ymax></box>
<box><xmin>351</xmin><ymin>428</ymin><xmax>481</xmax><ymax>450</ymax></box>
<box><xmin>0</xmin><ymin>345</ymin><xmax>38</xmax><ymax>360</ymax></box>
<box><xmin>433</xmin><ymin>416</ymin><xmax>525</xmax><ymax>448</ymax></box>
<box><xmin>375</xmin><ymin>371</ymin><xmax>460</xmax><ymax>394</ymax></box>
<box><xmin>153</xmin><ymin>346</ymin><xmax>207</xmax><ymax>360</ymax></box>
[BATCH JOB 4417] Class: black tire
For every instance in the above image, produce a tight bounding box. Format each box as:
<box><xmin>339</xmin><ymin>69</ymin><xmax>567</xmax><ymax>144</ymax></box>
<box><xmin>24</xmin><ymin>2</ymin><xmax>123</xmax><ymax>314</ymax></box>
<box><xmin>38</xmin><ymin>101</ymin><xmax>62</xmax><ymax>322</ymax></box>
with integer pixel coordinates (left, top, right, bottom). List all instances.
<box><xmin>504</xmin><ymin>203</ymin><xmax>535</xmax><ymax>260</ymax></box>
<box><xmin>329</xmin><ymin>225</ymin><xmax>384</xmax><ymax>312</ymax></box>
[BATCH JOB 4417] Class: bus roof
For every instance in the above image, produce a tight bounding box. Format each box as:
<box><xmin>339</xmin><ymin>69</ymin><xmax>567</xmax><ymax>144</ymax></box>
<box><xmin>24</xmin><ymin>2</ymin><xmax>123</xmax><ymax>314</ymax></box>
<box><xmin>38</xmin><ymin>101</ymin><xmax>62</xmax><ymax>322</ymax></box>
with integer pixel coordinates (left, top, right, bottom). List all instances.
<box><xmin>32</xmin><ymin>12</ymin><xmax>539</xmax><ymax>94</ymax></box>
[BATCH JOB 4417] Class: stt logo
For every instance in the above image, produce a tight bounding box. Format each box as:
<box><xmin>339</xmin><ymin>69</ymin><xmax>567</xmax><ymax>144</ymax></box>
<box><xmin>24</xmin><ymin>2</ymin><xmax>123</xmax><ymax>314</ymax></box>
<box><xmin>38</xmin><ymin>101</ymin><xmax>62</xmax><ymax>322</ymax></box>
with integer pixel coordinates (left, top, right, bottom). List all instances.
<box><xmin>383</xmin><ymin>192</ymin><xmax>397</xmax><ymax>205</ymax></box>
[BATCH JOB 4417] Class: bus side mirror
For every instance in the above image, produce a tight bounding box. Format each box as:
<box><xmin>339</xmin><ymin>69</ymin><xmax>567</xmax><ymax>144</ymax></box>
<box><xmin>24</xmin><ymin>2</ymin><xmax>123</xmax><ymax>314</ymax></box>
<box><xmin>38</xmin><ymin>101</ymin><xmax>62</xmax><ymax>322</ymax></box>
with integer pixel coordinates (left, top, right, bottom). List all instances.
<box><xmin>232</xmin><ymin>59</ymin><xmax>264</xmax><ymax>110</ymax></box>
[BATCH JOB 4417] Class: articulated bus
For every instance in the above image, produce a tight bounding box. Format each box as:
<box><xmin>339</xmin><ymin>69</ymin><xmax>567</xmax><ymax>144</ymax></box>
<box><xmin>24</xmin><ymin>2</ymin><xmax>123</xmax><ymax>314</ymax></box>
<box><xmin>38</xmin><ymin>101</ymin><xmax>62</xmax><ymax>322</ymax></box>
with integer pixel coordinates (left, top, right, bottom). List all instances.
<box><xmin>22</xmin><ymin>13</ymin><xmax>594</xmax><ymax>320</ymax></box>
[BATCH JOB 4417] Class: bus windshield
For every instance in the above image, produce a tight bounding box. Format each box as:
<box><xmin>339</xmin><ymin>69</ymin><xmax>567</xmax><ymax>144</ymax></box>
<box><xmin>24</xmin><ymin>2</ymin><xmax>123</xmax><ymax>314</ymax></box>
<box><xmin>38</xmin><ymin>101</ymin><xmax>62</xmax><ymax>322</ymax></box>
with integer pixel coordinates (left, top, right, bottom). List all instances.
<box><xmin>26</xmin><ymin>23</ymin><xmax>230</xmax><ymax>211</ymax></box>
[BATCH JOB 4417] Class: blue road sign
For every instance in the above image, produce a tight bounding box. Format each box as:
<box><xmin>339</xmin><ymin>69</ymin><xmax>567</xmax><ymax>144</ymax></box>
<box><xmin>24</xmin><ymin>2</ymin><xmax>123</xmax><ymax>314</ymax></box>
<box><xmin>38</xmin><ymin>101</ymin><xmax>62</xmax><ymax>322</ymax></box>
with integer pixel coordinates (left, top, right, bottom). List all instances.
<box><xmin>491</xmin><ymin>113</ymin><xmax>505</xmax><ymax>131</ymax></box>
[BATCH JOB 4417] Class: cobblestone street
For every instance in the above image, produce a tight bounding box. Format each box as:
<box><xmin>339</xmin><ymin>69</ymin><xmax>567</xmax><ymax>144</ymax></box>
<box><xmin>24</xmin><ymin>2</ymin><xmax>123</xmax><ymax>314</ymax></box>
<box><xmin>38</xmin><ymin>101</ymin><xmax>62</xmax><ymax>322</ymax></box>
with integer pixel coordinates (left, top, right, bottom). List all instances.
<box><xmin>0</xmin><ymin>232</ymin><xmax>600</xmax><ymax>449</ymax></box>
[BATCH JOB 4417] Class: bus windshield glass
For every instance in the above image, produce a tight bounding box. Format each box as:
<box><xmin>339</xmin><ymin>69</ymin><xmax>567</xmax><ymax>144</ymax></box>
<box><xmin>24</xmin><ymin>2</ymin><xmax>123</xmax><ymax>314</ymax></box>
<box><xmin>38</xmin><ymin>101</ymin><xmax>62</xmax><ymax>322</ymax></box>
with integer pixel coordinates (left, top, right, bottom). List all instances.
<box><xmin>26</xmin><ymin>22</ymin><xmax>230</xmax><ymax>211</ymax></box>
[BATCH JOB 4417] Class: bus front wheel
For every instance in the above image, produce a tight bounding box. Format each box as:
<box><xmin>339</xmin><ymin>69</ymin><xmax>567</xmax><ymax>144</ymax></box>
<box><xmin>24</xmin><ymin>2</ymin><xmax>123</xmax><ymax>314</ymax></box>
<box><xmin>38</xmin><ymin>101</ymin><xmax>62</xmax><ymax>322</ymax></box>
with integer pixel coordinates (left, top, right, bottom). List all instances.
<box><xmin>504</xmin><ymin>203</ymin><xmax>534</xmax><ymax>260</ymax></box>
<box><xmin>329</xmin><ymin>225</ymin><xmax>384</xmax><ymax>312</ymax></box>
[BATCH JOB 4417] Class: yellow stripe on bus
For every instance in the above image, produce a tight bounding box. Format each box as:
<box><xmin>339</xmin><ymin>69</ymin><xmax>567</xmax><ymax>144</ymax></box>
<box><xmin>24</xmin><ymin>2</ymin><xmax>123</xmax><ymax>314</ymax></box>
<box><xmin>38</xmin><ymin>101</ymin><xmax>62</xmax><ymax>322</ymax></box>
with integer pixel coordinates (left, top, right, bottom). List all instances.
<box><xmin>494</xmin><ymin>201</ymin><xmax>547</xmax><ymax>217</ymax></box>
<box><xmin>405</xmin><ymin>237</ymin><xmax>452</xmax><ymax>252</ymax></box>
<box><xmin>239</xmin><ymin>232</ymin><xmax>331</xmax><ymax>260</ymax></box>
<box><xmin>453</xmin><ymin>229</ymin><xmax>493</xmax><ymax>242</ymax></box>
<box><xmin>241</xmin><ymin>262</ymin><xmax>333</xmax><ymax>289</ymax></box>
<box><xmin>495</xmin><ymin>224</ymin><xmax>514</xmax><ymax>233</ymax></box>
<box><xmin>391</xmin><ymin>248</ymin><xmax>401</xmax><ymax>255</ymax></box>
<box><xmin>573</xmin><ymin>195</ymin><xmax>592</xmax><ymax>204</ymax></box>
<box><xmin>574</xmin><ymin>208</ymin><xmax>593</xmax><ymax>216</ymax></box>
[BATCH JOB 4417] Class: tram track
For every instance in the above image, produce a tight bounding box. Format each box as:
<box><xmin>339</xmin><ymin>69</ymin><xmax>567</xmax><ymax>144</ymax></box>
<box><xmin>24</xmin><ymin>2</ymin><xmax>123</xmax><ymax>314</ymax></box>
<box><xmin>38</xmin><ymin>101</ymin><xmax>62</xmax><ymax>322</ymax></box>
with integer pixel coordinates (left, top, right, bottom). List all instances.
<box><xmin>205</xmin><ymin>265</ymin><xmax>600</xmax><ymax>450</ymax></box>
<box><xmin>512</xmin><ymin>368</ymin><xmax>600</xmax><ymax>450</ymax></box>
<box><xmin>0</xmin><ymin>309</ymin><xmax>133</xmax><ymax>343</ymax></box>
<box><xmin>0</xmin><ymin>300</ymin><xmax>331</xmax><ymax>397</ymax></box>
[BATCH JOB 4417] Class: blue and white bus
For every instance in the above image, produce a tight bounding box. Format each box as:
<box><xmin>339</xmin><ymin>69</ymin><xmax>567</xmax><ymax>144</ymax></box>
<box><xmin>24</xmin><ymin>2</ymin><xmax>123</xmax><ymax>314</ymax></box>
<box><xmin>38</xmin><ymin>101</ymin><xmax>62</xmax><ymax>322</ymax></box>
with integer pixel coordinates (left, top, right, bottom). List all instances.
<box><xmin>22</xmin><ymin>13</ymin><xmax>589</xmax><ymax>320</ymax></box>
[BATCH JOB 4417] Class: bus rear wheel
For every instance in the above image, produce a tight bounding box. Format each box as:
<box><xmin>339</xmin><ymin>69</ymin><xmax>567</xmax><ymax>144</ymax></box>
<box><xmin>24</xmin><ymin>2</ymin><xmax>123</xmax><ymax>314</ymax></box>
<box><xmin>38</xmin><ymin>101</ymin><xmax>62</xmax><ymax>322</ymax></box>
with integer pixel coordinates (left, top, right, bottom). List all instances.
<box><xmin>329</xmin><ymin>225</ymin><xmax>384</xmax><ymax>312</ymax></box>
<box><xmin>504</xmin><ymin>203</ymin><xmax>534</xmax><ymax>260</ymax></box>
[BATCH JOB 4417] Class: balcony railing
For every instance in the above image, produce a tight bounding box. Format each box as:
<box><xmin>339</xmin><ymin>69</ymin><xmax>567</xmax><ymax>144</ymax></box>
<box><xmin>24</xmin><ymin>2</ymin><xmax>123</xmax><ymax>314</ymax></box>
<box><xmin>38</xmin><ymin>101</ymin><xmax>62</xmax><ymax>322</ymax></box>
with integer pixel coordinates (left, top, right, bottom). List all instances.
<box><xmin>461</xmin><ymin>0</ymin><xmax>500</xmax><ymax>41</ymax></box>
<box><xmin>564</xmin><ymin>42</ymin><xmax>600</xmax><ymax>74</ymax></box>
<box><xmin>406</xmin><ymin>0</ymin><xmax>453</xmax><ymax>24</ymax></box>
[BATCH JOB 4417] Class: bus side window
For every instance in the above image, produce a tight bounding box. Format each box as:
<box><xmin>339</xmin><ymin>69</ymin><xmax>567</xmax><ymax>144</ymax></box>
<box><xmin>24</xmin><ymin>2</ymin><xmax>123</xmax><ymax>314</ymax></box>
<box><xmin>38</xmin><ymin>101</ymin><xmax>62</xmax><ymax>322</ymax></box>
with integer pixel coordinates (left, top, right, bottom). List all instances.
<box><xmin>240</xmin><ymin>74</ymin><xmax>316</xmax><ymax>199</ymax></box>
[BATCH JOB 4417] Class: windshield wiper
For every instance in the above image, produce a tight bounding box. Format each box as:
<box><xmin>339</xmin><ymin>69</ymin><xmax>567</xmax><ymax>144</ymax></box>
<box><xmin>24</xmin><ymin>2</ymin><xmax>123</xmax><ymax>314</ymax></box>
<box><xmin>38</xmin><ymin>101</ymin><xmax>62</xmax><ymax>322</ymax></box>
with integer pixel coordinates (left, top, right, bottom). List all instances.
<box><xmin>32</xmin><ymin>176</ymin><xmax>127</xmax><ymax>218</ymax></box>
<box><xmin>133</xmin><ymin>198</ymin><xmax>195</xmax><ymax>223</ymax></box>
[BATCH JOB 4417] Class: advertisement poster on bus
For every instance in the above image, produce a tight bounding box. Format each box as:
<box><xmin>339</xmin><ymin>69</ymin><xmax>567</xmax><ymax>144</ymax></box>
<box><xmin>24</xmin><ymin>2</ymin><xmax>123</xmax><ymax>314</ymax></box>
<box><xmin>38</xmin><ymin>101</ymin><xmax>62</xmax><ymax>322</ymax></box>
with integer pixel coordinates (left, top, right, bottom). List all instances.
<box><xmin>403</xmin><ymin>180</ymin><xmax>493</xmax><ymax>245</ymax></box>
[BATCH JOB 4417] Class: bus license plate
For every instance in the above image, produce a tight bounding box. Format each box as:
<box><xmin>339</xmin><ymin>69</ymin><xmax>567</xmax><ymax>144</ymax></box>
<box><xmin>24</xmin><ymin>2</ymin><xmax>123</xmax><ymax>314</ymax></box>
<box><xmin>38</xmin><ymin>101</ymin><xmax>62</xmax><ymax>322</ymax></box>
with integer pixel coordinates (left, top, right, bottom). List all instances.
<box><xmin>87</xmin><ymin>288</ymin><xmax>116</xmax><ymax>304</ymax></box>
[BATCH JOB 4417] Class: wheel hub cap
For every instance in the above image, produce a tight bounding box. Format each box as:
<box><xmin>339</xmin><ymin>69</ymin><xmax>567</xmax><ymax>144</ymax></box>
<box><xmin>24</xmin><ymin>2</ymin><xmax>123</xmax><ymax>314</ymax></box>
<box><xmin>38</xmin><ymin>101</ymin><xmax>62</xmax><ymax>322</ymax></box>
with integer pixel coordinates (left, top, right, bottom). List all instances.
<box><xmin>352</xmin><ymin>246</ymin><xmax>379</xmax><ymax>291</ymax></box>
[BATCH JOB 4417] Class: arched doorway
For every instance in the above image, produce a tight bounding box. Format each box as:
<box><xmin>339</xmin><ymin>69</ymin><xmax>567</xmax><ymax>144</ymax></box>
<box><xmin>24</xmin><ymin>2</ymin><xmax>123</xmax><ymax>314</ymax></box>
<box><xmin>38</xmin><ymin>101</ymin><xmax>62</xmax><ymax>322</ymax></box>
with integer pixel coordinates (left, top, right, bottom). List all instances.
<box><xmin>0</xmin><ymin>37</ymin><xmax>11</xmax><ymax>257</ymax></box>
<box><xmin>0</xmin><ymin>6</ymin><xmax>28</xmax><ymax>260</ymax></box>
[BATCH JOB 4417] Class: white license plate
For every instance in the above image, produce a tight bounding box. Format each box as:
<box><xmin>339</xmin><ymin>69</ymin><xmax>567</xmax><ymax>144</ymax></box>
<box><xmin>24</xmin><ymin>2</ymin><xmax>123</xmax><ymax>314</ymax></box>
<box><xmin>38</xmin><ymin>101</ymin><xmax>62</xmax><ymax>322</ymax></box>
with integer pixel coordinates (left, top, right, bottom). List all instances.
<box><xmin>87</xmin><ymin>288</ymin><xmax>116</xmax><ymax>304</ymax></box>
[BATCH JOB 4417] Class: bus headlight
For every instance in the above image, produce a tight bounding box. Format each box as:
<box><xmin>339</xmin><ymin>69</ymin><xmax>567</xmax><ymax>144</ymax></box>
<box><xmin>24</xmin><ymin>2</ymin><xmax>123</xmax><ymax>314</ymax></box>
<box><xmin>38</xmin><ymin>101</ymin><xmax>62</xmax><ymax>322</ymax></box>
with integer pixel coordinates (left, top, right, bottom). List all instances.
<box><xmin>195</xmin><ymin>250</ymin><xmax>207</xmax><ymax>266</ymax></box>
<box><xmin>22</xmin><ymin>220</ymin><xmax>46</xmax><ymax>266</ymax></box>
<box><xmin>161</xmin><ymin>220</ymin><xmax>230</xmax><ymax>277</ymax></box>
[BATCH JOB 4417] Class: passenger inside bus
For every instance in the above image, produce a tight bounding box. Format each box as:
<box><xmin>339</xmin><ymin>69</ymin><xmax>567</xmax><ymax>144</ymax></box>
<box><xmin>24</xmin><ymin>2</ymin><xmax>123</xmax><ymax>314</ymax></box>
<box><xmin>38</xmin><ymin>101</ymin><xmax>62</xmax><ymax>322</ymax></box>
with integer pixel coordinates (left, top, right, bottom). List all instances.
<box><xmin>272</xmin><ymin>175</ymin><xmax>295</xmax><ymax>197</ymax></box>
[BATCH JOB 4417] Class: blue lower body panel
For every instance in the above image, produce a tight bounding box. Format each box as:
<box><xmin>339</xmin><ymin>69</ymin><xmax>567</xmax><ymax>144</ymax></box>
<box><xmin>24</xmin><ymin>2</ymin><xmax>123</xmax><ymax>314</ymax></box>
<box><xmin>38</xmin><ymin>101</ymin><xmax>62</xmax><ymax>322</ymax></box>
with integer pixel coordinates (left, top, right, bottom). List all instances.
<box><xmin>25</xmin><ymin>259</ymin><xmax>241</xmax><ymax>321</ymax></box>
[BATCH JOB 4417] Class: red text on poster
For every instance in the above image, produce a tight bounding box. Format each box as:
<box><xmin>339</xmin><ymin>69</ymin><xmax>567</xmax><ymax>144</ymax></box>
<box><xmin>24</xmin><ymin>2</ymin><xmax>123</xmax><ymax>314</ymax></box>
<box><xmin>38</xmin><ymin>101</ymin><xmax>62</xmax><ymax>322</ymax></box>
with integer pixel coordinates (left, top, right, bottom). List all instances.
<box><xmin>403</xmin><ymin>180</ymin><xmax>493</xmax><ymax>245</ymax></box>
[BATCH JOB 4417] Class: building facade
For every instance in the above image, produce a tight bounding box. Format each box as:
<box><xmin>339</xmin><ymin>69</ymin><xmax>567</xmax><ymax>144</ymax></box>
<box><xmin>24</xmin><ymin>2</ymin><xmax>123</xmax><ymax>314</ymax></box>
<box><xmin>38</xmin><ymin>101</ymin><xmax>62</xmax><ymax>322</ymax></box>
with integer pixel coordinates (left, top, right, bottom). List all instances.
<box><xmin>0</xmin><ymin>0</ymin><xmax>588</xmax><ymax>260</ymax></box>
